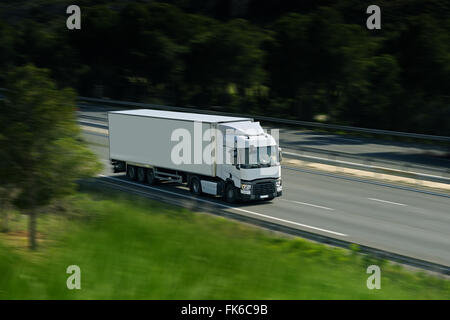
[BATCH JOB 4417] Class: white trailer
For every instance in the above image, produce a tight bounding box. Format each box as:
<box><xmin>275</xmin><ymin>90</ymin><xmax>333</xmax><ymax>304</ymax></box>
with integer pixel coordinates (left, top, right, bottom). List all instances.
<box><xmin>108</xmin><ymin>109</ymin><xmax>282</xmax><ymax>202</ymax></box>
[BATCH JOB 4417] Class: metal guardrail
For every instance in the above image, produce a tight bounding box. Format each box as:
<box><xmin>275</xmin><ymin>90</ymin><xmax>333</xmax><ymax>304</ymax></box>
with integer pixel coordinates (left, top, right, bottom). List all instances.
<box><xmin>77</xmin><ymin>96</ymin><xmax>450</xmax><ymax>142</ymax></box>
<box><xmin>1</xmin><ymin>88</ymin><xmax>449</xmax><ymax>142</ymax></box>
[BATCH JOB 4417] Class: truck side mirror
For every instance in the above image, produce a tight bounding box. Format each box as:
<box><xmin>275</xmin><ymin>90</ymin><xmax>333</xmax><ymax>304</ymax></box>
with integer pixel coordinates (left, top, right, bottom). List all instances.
<box><xmin>233</xmin><ymin>149</ymin><xmax>238</xmax><ymax>165</ymax></box>
<box><xmin>278</xmin><ymin>147</ymin><xmax>282</xmax><ymax>162</ymax></box>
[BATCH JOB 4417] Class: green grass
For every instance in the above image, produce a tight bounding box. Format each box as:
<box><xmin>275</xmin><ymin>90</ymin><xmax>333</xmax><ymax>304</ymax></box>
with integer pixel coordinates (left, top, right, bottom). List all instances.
<box><xmin>0</xmin><ymin>189</ymin><xmax>448</xmax><ymax>299</ymax></box>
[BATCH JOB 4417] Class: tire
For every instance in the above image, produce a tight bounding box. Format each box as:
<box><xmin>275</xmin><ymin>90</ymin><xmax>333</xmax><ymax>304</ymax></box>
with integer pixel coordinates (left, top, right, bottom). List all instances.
<box><xmin>225</xmin><ymin>183</ymin><xmax>238</xmax><ymax>203</ymax></box>
<box><xmin>137</xmin><ymin>167</ymin><xmax>146</xmax><ymax>183</ymax></box>
<box><xmin>126</xmin><ymin>165</ymin><xmax>137</xmax><ymax>180</ymax></box>
<box><xmin>190</xmin><ymin>176</ymin><xmax>202</xmax><ymax>195</ymax></box>
<box><xmin>146</xmin><ymin>168</ymin><xmax>157</xmax><ymax>185</ymax></box>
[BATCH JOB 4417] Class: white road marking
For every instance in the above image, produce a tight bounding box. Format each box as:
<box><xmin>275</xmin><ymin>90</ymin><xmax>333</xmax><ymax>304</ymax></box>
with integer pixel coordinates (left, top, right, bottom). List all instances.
<box><xmin>99</xmin><ymin>175</ymin><xmax>348</xmax><ymax>237</ymax></box>
<box><xmin>280</xmin><ymin>198</ymin><xmax>334</xmax><ymax>211</ymax></box>
<box><xmin>368</xmin><ymin>198</ymin><xmax>407</xmax><ymax>206</ymax></box>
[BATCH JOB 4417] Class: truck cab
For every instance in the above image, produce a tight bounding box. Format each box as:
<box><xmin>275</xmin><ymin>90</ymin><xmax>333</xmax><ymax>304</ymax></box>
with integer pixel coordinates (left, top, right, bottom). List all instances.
<box><xmin>217</xmin><ymin>121</ymin><xmax>282</xmax><ymax>202</ymax></box>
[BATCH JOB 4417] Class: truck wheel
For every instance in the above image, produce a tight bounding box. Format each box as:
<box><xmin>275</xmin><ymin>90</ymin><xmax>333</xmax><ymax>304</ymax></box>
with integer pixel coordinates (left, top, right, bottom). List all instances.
<box><xmin>137</xmin><ymin>167</ymin><xmax>146</xmax><ymax>183</ymax></box>
<box><xmin>126</xmin><ymin>165</ymin><xmax>137</xmax><ymax>180</ymax></box>
<box><xmin>225</xmin><ymin>183</ymin><xmax>238</xmax><ymax>203</ymax></box>
<box><xmin>146</xmin><ymin>168</ymin><xmax>157</xmax><ymax>185</ymax></box>
<box><xmin>190</xmin><ymin>176</ymin><xmax>202</xmax><ymax>195</ymax></box>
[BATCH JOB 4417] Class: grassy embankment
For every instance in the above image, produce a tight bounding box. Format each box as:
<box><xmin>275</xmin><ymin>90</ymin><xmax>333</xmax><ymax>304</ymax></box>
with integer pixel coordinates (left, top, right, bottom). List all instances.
<box><xmin>0</xmin><ymin>187</ymin><xmax>448</xmax><ymax>299</ymax></box>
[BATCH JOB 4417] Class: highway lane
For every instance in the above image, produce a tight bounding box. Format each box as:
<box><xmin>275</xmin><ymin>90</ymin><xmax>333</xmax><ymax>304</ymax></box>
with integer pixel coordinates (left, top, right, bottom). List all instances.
<box><xmin>77</xmin><ymin>103</ymin><xmax>450</xmax><ymax>177</ymax></box>
<box><xmin>81</xmin><ymin>128</ymin><xmax>450</xmax><ymax>267</ymax></box>
<box><xmin>276</xmin><ymin>127</ymin><xmax>449</xmax><ymax>167</ymax></box>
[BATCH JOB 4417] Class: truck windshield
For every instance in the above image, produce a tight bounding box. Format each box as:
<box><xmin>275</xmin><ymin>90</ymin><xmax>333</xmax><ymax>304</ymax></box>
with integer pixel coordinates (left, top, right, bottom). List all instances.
<box><xmin>238</xmin><ymin>146</ymin><xmax>278</xmax><ymax>168</ymax></box>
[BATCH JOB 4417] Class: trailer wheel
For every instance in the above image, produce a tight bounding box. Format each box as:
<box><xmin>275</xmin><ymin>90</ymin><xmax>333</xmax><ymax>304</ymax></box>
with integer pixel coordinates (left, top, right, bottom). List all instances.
<box><xmin>146</xmin><ymin>168</ymin><xmax>157</xmax><ymax>185</ymax></box>
<box><xmin>225</xmin><ymin>183</ymin><xmax>238</xmax><ymax>203</ymax></box>
<box><xmin>190</xmin><ymin>176</ymin><xmax>202</xmax><ymax>195</ymax></box>
<box><xmin>126</xmin><ymin>165</ymin><xmax>137</xmax><ymax>180</ymax></box>
<box><xmin>137</xmin><ymin>167</ymin><xmax>146</xmax><ymax>183</ymax></box>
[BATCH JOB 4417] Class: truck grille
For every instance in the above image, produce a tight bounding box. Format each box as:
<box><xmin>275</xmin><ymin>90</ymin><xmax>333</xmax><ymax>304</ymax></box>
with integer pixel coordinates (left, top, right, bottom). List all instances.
<box><xmin>254</xmin><ymin>182</ymin><xmax>275</xmax><ymax>195</ymax></box>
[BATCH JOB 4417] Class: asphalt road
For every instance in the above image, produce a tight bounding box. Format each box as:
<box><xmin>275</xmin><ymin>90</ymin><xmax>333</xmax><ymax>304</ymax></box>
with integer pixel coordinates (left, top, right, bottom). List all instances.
<box><xmin>80</xmin><ymin>124</ymin><xmax>450</xmax><ymax>267</ymax></box>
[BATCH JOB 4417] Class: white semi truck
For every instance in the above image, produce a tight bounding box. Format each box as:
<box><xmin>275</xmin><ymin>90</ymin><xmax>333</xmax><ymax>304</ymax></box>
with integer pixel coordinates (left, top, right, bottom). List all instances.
<box><xmin>108</xmin><ymin>109</ymin><xmax>282</xmax><ymax>203</ymax></box>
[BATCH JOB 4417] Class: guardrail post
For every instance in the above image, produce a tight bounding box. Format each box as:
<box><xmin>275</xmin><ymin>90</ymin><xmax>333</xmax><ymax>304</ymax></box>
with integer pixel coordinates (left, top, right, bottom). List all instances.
<box><xmin>330</xmin><ymin>152</ymin><xmax>338</xmax><ymax>173</ymax></box>
<box><xmin>364</xmin><ymin>158</ymin><xmax>371</xmax><ymax>170</ymax></box>
<box><xmin>416</xmin><ymin>174</ymin><xmax>422</xmax><ymax>187</ymax></box>
<box><xmin>374</xmin><ymin>161</ymin><xmax>379</xmax><ymax>179</ymax></box>
<box><xmin>404</xmin><ymin>163</ymin><xmax>410</xmax><ymax>174</ymax></box>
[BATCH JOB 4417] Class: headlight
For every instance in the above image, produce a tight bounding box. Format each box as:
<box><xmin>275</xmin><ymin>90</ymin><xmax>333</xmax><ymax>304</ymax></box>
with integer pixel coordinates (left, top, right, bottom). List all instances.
<box><xmin>241</xmin><ymin>183</ymin><xmax>252</xmax><ymax>195</ymax></box>
<box><xmin>241</xmin><ymin>183</ymin><xmax>252</xmax><ymax>191</ymax></box>
<box><xmin>276</xmin><ymin>179</ymin><xmax>282</xmax><ymax>192</ymax></box>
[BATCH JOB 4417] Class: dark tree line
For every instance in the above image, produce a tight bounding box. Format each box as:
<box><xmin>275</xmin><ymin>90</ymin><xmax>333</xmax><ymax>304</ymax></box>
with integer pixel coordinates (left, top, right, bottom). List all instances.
<box><xmin>0</xmin><ymin>0</ymin><xmax>449</xmax><ymax>135</ymax></box>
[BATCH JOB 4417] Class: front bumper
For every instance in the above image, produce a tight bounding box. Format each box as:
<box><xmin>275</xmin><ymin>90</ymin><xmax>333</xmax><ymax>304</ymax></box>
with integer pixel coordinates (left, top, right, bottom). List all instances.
<box><xmin>240</xmin><ymin>191</ymin><xmax>282</xmax><ymax>201</ymax></box>
<box><xmin>239</xmin><ymin>179</ymin><xmax>282</xmax><ymax>201</ymax></box>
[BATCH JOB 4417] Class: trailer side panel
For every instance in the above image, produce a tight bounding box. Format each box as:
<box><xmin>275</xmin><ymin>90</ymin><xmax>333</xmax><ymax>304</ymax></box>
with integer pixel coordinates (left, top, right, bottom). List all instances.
<box><xmin>109</xmin><ymin>113</ymin><xmax>215</xmax><ymax>177</ymax></box>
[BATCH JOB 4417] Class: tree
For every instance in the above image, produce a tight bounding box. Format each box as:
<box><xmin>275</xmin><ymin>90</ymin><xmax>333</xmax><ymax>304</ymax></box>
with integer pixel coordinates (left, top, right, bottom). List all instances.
<box><xmin>184</xmin><ymin>18</ymin><xmax>266</xmax><ymax>106</ymax></box>
<box><xmin>339</xmin><ymin>54</ymin><xmax>403</xmax><ymax>129</ymax></box>
<box><xmin>0</xmin><ymin>21</ymin><xmax>15</xmax><ymax>87</ymax></box>
<box><xmin>266</xmin><ymin>10</ymin><xmax>377</xmax><ymax>120</ymax></box>
<box><xmin>0</xmin><ymin>65</ymin><xmax>102</xmax><ymax>250</ymax></box>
